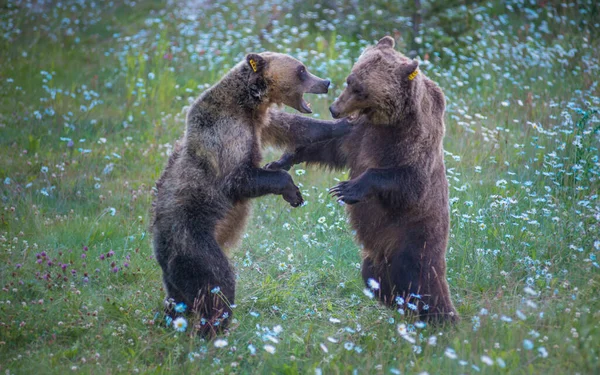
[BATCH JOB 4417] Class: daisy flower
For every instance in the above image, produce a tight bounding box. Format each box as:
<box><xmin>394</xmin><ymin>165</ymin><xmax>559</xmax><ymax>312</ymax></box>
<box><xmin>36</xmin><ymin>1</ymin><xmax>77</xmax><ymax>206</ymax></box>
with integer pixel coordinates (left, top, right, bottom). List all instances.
<box><xmin>173</xmin><ymin>317</ymin><xmax>188</xmax><ymax>332</ymax></box>
<box><xmin>367</xmin><ymin>278</ymin><xmax>380</xmax><ymax>290</ymax></box>
<box><xmin>214</xmin><ymin>339</ymin><xmax>228</xmax><ymax>348</ymax></box>
<box><xmin>174</xmin><ymin>302</ymin><xmax>187</xmax><ymax>313</ymax></box>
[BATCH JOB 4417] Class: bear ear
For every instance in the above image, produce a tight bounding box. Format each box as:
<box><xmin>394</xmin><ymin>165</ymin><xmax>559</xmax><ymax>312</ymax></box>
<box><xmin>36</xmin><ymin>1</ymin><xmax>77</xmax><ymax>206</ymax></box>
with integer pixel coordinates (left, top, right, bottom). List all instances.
<box><xmin>399</xmin><ymin>59</ymin><xmax>420</xmax><ymax>81</ymax></box>
<box><xmin>246</xmin><ymin>53</ymin><xmax>266</xmax><ymax>74</ymax></box>
<box><xmin>376</xmin><ymin>36</ymin><xmax>395</xmax><ymax>49</ymax></box>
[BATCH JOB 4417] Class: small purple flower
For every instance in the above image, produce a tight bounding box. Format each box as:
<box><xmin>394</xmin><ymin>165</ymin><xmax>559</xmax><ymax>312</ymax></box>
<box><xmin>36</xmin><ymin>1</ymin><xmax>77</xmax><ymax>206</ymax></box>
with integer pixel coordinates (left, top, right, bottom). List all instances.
<box><xmin>41</xmin><ymin>251</ymin><xmax>47</xmax><ymax>257</ymax></box>
<box><xmin>37</xmin><ymin>259</ymin><xmax>43</xmax><ymax>264</ymax></box>
<box><xmin>47</xmin><ymin>260</ymin><xmax>53</xmax><ymax>266</ymax></box>
<box><xmin>112</xmin><ymin>267</ymin><xmax>119</xmax><ymax>273</ymax></box>
<box><xmin>67</xmin><ymin>140</ymin><xmax>74</xmax><ymax>148</ymax></box>
<box><xmin>81</xmin><ymin>254</ymin><xmax>86</xmax><ymax>259</ymax></box>
<box><xmin>16</xmin><ymin>264</ymin><xmax>22</xmax><ymax>269</ymax></box>
<box><xmin>61</xmin><ymin>263</ymin><xmax>68</xmax><ymax>271</ymax></box>
<box><xmin>123</xmin><ymin>262</ymin><xmax>129</xmax><ymax>268</ymax></box>
<box><xmin>108</xmin><ymin>250</ymin><xmax>115</xmax><ymax>257</ymax></box>
<box><xmin>95</xmin><ymin>268</ymin><xmax>100</xmax><ymax>273</ymax></box>
<box><xmin>83</xmin><ymin>246</ymin><xmax>88</xmax><ymax>251</ymax></box>
<box><xmin>36</xmin><ymin>253</ymin><xmax>41</xmax><ymax>259</ymax></box>
<box><xmin>83</xmin><ymin>277</ymin><xmax>89</xmax><ymax>283</ymax></box>
<box><xmin>99</xmin><ymin>254</ymin><xmax>105</xmax><ymax>260</ymax></box>
<box><xmin>71</xmin><ymin>269</ymin><xmax>77</xmax><ymax>275</ymax></box>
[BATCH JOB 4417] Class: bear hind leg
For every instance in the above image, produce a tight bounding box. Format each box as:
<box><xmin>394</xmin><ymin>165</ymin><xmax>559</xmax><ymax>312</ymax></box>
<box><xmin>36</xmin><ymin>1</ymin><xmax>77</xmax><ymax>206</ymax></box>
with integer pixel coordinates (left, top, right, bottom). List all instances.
<box><xmin>387</xmin><ymin>251</ymin><xmax>458</xmax><ymax>323</ymax></box>
<box><xmin>164</xmin><ymin>249</ymin><xmax>235</xmax><ymax>336</ymax></box>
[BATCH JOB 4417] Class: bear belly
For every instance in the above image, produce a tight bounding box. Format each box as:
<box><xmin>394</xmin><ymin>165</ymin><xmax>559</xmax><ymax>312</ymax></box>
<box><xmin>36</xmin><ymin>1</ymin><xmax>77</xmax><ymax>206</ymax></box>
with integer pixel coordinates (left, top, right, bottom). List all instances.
<box><xmin>347</xmin><ymin>202</ymin><xmax>408</xmax><ymax>262</ymax></box>
<box><xmin>214</xmin><ymin>201</ymin><xmax>251</xmax><ymax>254</ymax></box>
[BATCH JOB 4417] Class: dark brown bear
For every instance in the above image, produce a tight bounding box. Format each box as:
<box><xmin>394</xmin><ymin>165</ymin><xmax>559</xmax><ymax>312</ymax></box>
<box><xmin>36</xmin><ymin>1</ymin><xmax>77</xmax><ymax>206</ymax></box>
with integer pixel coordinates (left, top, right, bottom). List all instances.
<box><xmin>267</xmin><ymin>37</ymin><xmax>458</xmax><ymax>322</ymax></box>
<box><xmin>151</xmin><ymin>52</ymin><xmax>337</xmax><ymax>336</ymax></box>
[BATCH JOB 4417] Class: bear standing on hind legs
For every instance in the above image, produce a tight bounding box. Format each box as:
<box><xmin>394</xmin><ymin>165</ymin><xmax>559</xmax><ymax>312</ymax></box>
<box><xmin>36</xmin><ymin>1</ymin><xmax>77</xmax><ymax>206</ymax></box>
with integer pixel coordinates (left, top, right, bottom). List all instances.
<box><xmin>267</xmin><ymin>36</ymin><xmax>458</xmax><ymax>322</ymax></box>
<box><xmin>152</xmin><ymin>52</ymin><xmax>333</xmax><ymax>336</ymax></box>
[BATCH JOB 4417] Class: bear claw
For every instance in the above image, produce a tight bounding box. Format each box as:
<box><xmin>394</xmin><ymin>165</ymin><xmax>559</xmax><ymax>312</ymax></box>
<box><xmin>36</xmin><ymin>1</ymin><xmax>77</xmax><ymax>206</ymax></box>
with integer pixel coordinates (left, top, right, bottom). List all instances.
<box><xmin>329</xmin><ymin>180</ymin><xmax>364</xmax><ymax>205</ymax></box>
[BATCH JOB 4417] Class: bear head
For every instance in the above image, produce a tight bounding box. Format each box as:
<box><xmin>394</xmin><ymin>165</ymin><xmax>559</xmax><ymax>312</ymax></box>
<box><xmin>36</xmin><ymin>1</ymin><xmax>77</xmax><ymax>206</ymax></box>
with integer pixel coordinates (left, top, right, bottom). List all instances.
<box><xmin>245</xmin><ymin>52</ymin><xmax>330</xmax><ymax>114</ymax></box>
<box><xmin>329</xmin><ymin>36</ymin><xmax>421</xmax><ymax>125</ymax></box>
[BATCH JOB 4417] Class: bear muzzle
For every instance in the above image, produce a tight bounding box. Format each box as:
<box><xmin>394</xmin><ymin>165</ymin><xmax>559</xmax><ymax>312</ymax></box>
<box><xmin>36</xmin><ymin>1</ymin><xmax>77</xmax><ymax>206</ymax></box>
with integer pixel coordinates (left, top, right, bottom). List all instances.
<box><xmin>329</xmin><ymin>104</ymin><xmax>341</xmax><ymax>119</ymax></box>
<box><xmin>305</xmin><ymin>75</ymin><xmax>330</xmax><ymax>95</ymax></box>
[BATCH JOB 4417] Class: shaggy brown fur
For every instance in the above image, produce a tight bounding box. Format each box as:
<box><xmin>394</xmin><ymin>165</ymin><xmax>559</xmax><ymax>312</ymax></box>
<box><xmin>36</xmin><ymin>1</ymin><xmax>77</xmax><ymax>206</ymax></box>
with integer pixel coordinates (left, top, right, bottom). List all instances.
<box><xmin>152</xmin><ymin>52</ymin><xmax>335</xmax><ymax>336</ymax></box>
<box><xmin>267</xmin><ymin>37</ymin><xmax>458</xmax><ymax>322</ymax></box>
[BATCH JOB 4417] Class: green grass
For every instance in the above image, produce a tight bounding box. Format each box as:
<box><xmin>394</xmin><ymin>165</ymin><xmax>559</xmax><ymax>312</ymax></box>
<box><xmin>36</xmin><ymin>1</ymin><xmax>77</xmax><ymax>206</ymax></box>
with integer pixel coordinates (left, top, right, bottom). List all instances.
<box><xmin>1</xmin><ymin>0</ymin><xmax>599</xmax><ymax>373</ymax></box>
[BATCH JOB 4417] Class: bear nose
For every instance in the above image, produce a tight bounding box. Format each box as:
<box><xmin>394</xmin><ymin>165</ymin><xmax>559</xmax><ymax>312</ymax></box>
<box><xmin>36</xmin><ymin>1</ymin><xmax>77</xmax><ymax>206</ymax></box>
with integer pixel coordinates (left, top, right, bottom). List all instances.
<box><xmin>324</xmin><ymin>80</ymin><xmax>331</xmax><ymax>89</ymax></box>
<box><xmin>329</xmin><ymin>105</ymin><xmax>339</xmax><ymax>118</ymax></box>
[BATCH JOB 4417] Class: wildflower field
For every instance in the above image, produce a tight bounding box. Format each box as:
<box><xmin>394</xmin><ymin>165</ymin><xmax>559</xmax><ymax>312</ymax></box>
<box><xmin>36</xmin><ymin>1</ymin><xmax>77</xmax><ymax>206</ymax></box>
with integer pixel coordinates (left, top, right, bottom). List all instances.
<box><xmin>1</xmin><ymin>0</ymin><xmax>599</xmax><ymax>373</ymax></box>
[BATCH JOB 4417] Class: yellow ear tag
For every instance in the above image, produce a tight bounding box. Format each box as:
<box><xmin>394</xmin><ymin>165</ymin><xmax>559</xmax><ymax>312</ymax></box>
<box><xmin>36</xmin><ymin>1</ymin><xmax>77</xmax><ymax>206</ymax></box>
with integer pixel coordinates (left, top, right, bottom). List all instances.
<box><xmin>249</xmin><ymin>59</ymin><xmax>258</xmax><ymax>72</ymax></box>
<box><xmin>408</xmin><ymin>69</ymin><xmax>419</xmax><ymax>81</ymax></box>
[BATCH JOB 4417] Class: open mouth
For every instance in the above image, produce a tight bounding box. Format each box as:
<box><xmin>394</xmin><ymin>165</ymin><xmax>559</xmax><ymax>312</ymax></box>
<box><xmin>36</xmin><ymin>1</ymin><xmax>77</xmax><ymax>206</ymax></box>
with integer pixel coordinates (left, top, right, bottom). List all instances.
<box><xmin>347</xmin><ymin>111</ymin><xmax>360</xmax><ymax>122</ymax></box>
<box><xmin>299</xmin><ymin>96</ymin><xmax>312</xmax><ymax>113</ymax></box>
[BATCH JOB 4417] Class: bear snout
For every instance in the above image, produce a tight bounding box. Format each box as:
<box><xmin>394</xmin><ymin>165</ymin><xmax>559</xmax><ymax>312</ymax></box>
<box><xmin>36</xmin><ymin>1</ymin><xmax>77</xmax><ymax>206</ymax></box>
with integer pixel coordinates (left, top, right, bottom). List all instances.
<box><xmin>307</xmin><ymin>78</ymin><xmax>330</xmax><ymax>94</ymax></box>
<box><xmin>329</xmin><ymin>104</ymin><xmax>341</xmax><ymax>118</ymax></box>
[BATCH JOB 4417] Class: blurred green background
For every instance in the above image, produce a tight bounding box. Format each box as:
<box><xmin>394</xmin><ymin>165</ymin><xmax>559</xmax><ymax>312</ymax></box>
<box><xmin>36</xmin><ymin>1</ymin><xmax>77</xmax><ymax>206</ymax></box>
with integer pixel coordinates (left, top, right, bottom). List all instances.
<box><xmin>0</xmin><ymin>0</ymin><xmax>599</xmax><ymax>373</ymax></box>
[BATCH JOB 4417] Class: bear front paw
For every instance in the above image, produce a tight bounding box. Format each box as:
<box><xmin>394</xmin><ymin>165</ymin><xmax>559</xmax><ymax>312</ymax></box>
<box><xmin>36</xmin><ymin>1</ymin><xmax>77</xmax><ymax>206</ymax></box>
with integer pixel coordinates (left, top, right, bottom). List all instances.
<box><xmin>282</xmin><ymin>183</ymin><xmax>304</xmax><ymax>207</ymax></box>
<box><xmin>264</xmin><ymin>160</ymin><xmax>285</xmax><ymax>171</ymax></box>
<box><xmin>264</xmin><ymin>152</ymin><xmax>295</xmax><ymax>171</ymax></box>
<box><xmin>329</xmin><ymin>180</ymin><xmax>367</xmax><ymax>205</ymax></box>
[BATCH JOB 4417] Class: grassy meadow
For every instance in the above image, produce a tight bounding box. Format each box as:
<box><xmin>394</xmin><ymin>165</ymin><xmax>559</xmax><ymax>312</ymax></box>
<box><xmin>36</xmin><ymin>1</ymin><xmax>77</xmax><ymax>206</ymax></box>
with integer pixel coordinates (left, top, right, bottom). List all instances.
<box><xmin>1</xmin><ymin>0</ymin><xmax>599</xmax><ymax>373</ymax></box>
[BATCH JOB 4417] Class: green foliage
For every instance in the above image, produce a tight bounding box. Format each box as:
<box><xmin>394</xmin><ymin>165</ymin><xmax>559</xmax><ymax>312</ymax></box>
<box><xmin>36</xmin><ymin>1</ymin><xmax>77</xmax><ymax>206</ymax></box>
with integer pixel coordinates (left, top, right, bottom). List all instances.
<box><xmin>0</xmin><ymin>0</ymin><xmax>599</xmax><ymax>373</ymax></box>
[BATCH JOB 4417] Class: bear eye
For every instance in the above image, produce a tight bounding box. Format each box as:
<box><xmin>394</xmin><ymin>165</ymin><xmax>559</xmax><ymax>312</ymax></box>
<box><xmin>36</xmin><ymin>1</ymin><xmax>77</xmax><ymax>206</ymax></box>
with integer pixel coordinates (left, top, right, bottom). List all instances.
<box><xmin>352</xmin><ymin>84</ymin><xmax>366</xmax><ymax>98</ymax></box>
<box><xmin>297</xmin><ymin>66</ymin><xmax>307</xmax><ymax>80</ymax></box>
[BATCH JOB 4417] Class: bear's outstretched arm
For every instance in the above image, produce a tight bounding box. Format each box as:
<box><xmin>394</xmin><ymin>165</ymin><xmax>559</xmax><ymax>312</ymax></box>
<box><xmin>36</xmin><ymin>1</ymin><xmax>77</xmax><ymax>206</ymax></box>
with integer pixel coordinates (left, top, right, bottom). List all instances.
<box><xmin>262</xmin><ymin>110</ymin><xmax>352</xmax><ymax>149</ymax></box>
<box><xmin>228</xmin><ymin>167</ymin><xmax>304</xmax><ymax>207</ymax></box>
<box><xmin>330</xmin><ymin>167</ymin><xmax>427</xmax><ymax>207</ymax></box>
<box><xmin>265</xmin><ymin>137</ymin><xmax>349</xmax><ymax>171</ymax></box>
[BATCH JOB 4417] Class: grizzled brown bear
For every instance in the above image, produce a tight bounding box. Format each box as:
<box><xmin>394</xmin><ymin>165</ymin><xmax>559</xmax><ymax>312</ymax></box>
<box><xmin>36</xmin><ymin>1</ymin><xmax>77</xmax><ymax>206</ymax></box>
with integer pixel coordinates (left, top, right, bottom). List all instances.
<box><xmin>151</xmin><ymin>52</ymin><xmax>336</xmax><ymax>335</ymax></box>
<box><xmin>267</xmin><ymin>37</ymin><xmax>458</xmax><ymax>322</ymax></box>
